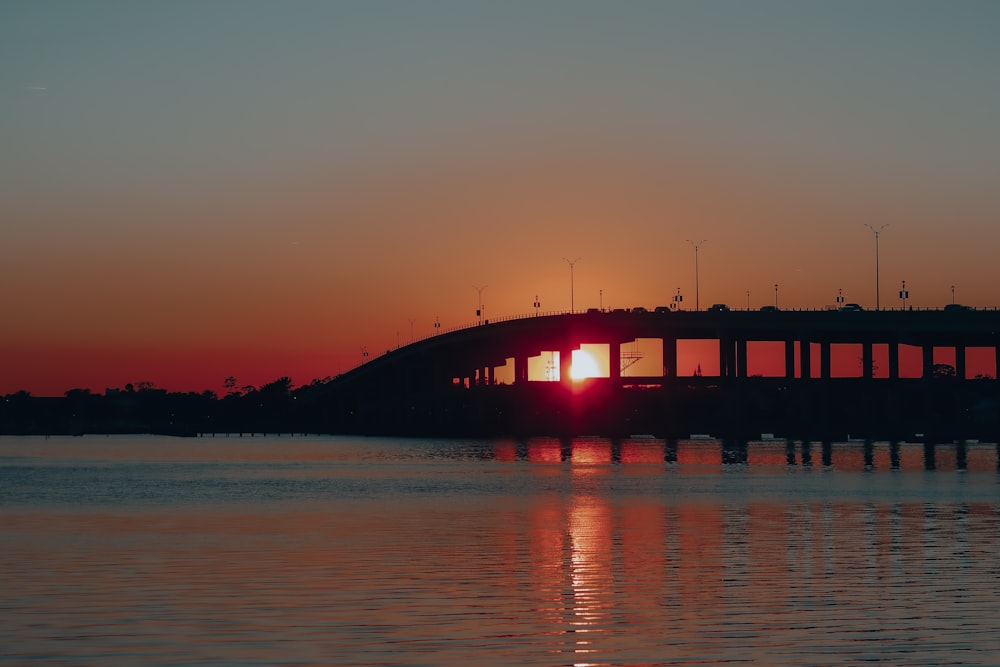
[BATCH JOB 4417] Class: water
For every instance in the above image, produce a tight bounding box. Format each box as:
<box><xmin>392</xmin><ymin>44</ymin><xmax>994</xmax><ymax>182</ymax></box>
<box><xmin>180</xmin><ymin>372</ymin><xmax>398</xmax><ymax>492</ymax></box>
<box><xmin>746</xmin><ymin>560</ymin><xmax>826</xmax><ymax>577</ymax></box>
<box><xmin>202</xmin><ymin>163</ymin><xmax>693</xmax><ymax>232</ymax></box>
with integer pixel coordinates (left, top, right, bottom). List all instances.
<box><xmin>2</xmin><ymin>435</ymin><xmax>999</xmax><ymax>666</ymax></box>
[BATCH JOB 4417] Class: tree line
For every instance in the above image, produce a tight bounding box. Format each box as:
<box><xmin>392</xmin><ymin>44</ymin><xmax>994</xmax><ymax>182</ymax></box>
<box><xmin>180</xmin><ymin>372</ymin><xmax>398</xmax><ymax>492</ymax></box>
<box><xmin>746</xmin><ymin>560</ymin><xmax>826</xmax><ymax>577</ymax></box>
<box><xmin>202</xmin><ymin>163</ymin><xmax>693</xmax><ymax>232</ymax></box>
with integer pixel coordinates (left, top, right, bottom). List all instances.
<box><xmin>0</xmin><ymin>376</ymin><xmax>338</xmax><ymax>436</ymax></box>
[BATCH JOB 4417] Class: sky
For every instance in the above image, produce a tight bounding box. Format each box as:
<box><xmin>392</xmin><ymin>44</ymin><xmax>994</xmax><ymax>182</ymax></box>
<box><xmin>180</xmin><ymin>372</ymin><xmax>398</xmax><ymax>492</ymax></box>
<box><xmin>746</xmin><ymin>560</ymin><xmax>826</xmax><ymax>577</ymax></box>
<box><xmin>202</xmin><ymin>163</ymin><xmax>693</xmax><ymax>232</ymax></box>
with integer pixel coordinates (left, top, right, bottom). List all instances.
<box><xmin>3</xmin><ymin>1</ymin><xmax>1000</xmax><ymax>395</ymax></box>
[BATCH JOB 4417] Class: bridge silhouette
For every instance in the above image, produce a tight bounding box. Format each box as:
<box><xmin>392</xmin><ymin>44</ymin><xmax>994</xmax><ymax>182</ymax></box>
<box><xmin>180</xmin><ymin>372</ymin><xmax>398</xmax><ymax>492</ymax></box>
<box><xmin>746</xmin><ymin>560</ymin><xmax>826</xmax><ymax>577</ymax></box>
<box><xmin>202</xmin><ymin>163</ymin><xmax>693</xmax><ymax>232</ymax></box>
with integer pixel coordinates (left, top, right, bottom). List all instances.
<box><xmin>326</xmin><ymin>308</ymin><xmax>1000</xmax><ymax>439</ymax></box>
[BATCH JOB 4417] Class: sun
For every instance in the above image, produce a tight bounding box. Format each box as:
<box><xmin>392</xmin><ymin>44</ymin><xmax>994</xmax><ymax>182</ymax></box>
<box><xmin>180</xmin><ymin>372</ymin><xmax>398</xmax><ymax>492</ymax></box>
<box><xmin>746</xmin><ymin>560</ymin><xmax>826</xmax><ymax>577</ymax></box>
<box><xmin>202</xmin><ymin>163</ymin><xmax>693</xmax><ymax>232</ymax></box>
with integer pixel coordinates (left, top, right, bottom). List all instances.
<box><xmin>570</xmin><ymin>349</ymin><xmax>601</xmax><ymax>380</ymax></box>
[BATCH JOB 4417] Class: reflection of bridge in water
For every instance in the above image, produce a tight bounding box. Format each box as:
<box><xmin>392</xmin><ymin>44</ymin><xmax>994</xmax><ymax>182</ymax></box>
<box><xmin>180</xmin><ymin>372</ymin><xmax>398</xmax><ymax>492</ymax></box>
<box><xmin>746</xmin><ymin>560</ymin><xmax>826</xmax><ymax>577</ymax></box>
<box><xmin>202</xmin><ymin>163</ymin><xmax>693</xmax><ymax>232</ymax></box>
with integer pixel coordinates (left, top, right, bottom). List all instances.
<box><xmin>493</xmin><ymin>436</ymin><xmax>1000</xmax><ymax>472</ymax></box>
<box><xmin>327</xmin><ymin>310</ymin><xmax>1000</xmax><ymax>439</ymax></box>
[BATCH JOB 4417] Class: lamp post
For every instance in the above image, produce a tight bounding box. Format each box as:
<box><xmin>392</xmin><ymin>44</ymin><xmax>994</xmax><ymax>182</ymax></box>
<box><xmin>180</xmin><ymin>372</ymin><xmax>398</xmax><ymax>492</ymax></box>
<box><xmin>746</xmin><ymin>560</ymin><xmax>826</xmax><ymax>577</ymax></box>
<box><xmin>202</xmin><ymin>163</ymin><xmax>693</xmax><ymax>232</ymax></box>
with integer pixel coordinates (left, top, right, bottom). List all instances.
<box><xmin>533</xmin><ymin>294</ymin><xmax>540</xmax><ymax>317</ymax></box>
<box><xmin>408</xmin><ymin>318</ymin><xmax>416</xmax><ymax>343</ymax></box>
<box><xmin>474</xmin><ymin>284</ymin><xmax>487</xmax><ymax>324</ymax></box>
<box><xmin>686</xmin><ymin>240</ymin><xmax>706</xmax><ymax>311</ymax></box>
<box><xmin>746</xmin><ymin>290</ymin><xmax>750</xmax><ymax>310</ymax></box>
<box><xmin>864</xmin><ymin>224</ymin><xmax>889</xmax><ymax>310</ymax></box>
<box><xmin>836</xmin><ymin>288</ymin><xmax>844</xmax><ymax>309</ymax></box>
<box><xmin>899</xmin><ymin>280</ymin><xmax>909</xmax><ymax>310</ymax></box>
<box><xmin>562</xmin><ymin>257</ymin><xmax>581</xmax><ymax>312</ymax></box>
<box><xmin>951</xmin><ymin>284</ymin><xmax>956</xmax><ymax>305</ymax></box>
<box><xmin>774</xmin><ymin>283</ymin><xmax>779</xmax><ymax>309</ymax></box>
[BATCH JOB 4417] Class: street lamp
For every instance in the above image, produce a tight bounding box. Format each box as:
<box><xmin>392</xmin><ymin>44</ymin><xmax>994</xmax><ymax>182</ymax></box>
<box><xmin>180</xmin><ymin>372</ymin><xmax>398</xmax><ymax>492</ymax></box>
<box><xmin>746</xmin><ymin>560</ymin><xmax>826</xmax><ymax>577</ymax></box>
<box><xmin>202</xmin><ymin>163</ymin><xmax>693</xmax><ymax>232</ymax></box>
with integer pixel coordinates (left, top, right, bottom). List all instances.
<box><xmin>951</xmin><ymin>284</ymin><xmax>956</xmax><ymax>305</ymax></box>
<box><xmin>746</xmin><ymin>290</ymin><xmax>750</xmax><ymax>310</ymax></box>
<box><xmin>836</xmin><ymin>288</ymin><xmax>845</xmax><ymax>308</ymax></box>
<box><xmin>562</xmin><ymin>257</ymin><xmax>581</xmax><ymax>312</ymax></box>
<box><xmin>686</xmin><ymin>239</ymin><xmax>707</xmax><ymax>311</ymax></box>
<box><xmin>899</xmin><ymin>280</ymin><xmax>909</xmax><ymax>310</ymax></box>
<box><xmin>474</xmin><ymin>284</ymin><xmax>487</xmax><ymax>324</ymax></box>
<box><xmin>864</xmin><ymin>224</ymin><xmax>889</xmax><ymax>310</ymax></box>
<box><xmin>533</xmin><ymin>294</ymin><xmax>540</xmax><ymax>317</ymax></box>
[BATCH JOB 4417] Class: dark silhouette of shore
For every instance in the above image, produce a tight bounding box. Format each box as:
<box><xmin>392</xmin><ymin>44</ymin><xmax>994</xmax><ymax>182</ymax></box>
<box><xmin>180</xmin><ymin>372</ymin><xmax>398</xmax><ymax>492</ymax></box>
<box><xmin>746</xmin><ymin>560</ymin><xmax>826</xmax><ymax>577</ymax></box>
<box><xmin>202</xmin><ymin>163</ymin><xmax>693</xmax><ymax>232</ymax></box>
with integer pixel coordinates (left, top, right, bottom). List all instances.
<box><xmin>3</xmin><ymin>373</ymin><xmax>999</xmax><ymax>442</ymax></box>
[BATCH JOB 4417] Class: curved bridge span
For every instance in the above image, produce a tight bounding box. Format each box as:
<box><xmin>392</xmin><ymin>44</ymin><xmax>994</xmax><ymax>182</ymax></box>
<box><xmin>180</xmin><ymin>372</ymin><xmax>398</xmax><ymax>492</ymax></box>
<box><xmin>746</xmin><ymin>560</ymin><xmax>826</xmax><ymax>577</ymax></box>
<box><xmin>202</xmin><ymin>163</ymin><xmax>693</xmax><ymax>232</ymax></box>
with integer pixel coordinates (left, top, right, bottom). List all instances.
<box><xmin>326</xmin><ymin>309</ymin><xmax>1000</xmax><ymax>439</ymax></box>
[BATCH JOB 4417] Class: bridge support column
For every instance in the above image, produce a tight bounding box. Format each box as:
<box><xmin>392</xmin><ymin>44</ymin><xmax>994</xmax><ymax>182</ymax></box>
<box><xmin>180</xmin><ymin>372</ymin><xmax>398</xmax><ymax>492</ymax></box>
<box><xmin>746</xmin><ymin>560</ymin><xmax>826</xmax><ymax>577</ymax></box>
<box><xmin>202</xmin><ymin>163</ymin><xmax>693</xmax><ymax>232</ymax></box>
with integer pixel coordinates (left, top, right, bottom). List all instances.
<box><xmin>560</xmin><ymin>347</ymin><xmax>573</xmax><ymax>383</ymax></box>
<box><xmin>663</xmin><ymin>336</ymin><xmax>677</xmax><ymax>377</ymax></box>
<box><xmin>736</xmin><ymin>339</ymin><xmax>748</xmax><ymax>378</ymax></box>
<box><xmin>820</xmin><ymin>341</ymin><xmax>831</xmax><ymax>379</ymax></box>
<box><xmin>785</xmin><ymin>340</ymin><xmax>795</xmax><ymax>379</ymax></box>
<box><xmin>488</xmin><ymin>365</ymin><xmax>495</xmax><ymax>386</ymax></box>
<box><xmin>720</xmin><ymin>337</ymin><xmax>738</xmax><ymax>379</ymax></box>
<box><xmin>800</xmin><ymin>339</ymin><xmax>812</xmax><ymax>379</ymax></box>
<box><xmin>922</xmin><ymin>345</ymin><xmax>935</xmax><ymax>379</ymax></box>
<box><xmin>955</xmin><ymin>344</ymin><xmax>966</xmax><ymax>380</ymax></box>
<box><xmin>514</xmin><ymin>354</ymin><xmax>529</xmax><ymax>384</ymax></box>
<box><xmin>609</xmin><ymin>341</ymin><xmax>621</xmax><ymax>381</ymax></box>
<box><xmin>862</xmin><ymin>341</ymin><xmax>873</xmax><ymax>379</ymax></box>
<box><xmin>889</xmin><ymin>341</ymin><xmax>899</xmax><ymax>380</ymax></box>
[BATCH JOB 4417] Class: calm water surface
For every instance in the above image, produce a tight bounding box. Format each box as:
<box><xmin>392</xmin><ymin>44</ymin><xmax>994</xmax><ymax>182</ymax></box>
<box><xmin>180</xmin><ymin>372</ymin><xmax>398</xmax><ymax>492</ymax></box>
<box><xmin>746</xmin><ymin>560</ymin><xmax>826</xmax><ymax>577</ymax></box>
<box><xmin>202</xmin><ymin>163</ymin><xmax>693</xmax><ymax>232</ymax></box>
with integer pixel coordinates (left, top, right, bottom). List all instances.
<box><xmin>2</xmin><ymin>435</ymin><xmax>999</xmax><ymax>666</ymax></box>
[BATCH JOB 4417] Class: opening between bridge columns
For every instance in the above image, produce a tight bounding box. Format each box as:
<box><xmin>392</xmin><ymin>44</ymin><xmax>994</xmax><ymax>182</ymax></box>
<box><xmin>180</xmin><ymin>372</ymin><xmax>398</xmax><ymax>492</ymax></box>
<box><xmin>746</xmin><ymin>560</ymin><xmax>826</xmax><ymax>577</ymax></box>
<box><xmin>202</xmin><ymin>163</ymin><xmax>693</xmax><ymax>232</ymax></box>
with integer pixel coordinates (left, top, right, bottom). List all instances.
<box><xmin>454</xmin><ymin>328</ymin><xmax>998</xmax><ymax>385</ymax></box>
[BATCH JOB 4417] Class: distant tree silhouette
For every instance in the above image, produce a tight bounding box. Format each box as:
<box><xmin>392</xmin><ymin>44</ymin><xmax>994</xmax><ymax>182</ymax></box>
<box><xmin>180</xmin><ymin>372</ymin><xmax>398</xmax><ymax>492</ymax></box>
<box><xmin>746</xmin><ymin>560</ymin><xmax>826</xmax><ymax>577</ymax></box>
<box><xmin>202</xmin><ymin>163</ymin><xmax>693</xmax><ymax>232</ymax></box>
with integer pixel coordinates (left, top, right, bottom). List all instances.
<box><xmin>932</xmin><ymin>363</ymin><xmax>956</xmax><ymax>379</ymax></box>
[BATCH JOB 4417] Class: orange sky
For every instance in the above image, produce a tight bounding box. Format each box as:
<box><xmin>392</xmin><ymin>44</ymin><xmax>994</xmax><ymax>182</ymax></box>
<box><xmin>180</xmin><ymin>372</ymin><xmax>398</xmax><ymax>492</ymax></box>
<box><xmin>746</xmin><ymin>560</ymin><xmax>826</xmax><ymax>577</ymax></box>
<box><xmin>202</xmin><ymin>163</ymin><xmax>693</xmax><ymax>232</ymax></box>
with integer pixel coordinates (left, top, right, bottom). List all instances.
<box><xmin>3</xmin><ymin>2</ymin><xmax>1000</xmax><ymax>395</ymax></box>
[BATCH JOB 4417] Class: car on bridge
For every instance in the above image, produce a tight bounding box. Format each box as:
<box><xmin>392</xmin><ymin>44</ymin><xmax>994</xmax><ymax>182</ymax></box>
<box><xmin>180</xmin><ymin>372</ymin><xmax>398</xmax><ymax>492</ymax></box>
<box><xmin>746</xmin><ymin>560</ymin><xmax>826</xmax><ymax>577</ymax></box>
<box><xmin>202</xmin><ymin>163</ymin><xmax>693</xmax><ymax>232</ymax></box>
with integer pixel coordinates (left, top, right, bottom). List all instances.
<box><xmin>708</xmin><ymin>303</ymin><xmax>730</xmax><ymax>312</ymax></box>
<box><xmin>944</xmin><ymin>303</ymin><xmax>973</xmax><ymax>312</ymax></box>
<box><xmin>838</xmin><ymin>303</ymin><xmax>864</xmax><ymax>312</ymax></box>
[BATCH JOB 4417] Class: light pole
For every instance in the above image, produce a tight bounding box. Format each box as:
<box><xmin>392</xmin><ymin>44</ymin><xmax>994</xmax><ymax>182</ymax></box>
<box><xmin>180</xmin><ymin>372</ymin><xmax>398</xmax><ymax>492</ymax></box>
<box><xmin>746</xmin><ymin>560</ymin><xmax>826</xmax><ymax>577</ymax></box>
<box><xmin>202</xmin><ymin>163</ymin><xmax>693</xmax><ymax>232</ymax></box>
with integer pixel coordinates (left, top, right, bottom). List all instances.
<box><xmin>899</xmin><ymin>280</ymin><xmax>909</xmax><ymax>310</ymax></box>
<box><xmin>864</xmin><ymin>224</ymin><xmax>889</xmax><ymax>310</ymax></box>
<box><xmin>408</xmin><ymin>318</ymin><xmax>416</xmax><ymax>342</ymax></box>
<box><xmin>746</xmin><ymin>290</ymin><xmax>750</xmax><ymax>310</ymax></box>
<box><xmin>474</xmin><ymin>284</ymin><xmax>487</xmax><ymax>324</ymax></box>
<box><xmin>686</xmin><ymin>239</ymin><xmax>706</xmax><ymax>311</ymax></box>
<box><xmin>562</xmin><ymin>257</ymin><xmax>581</xmax><ymax>312</ymax></box>
<box><xmin>951</xmin><ymin>284</ymin><xmax>956</xmax><ymax>304</ymax></box>
<box><xmin>774</xmin><ymin>283</ymin><xmax>779</xmax><ymax>309</ymax></box>
<box><xmin>533</xmin><ymin>294</ymin><xmax>540</xmax><ymax>317</ymax></box>
<box><xmin>836</xmin><ymin>288</ymin><xmax>845</xmax><ymax>309</ymax></box>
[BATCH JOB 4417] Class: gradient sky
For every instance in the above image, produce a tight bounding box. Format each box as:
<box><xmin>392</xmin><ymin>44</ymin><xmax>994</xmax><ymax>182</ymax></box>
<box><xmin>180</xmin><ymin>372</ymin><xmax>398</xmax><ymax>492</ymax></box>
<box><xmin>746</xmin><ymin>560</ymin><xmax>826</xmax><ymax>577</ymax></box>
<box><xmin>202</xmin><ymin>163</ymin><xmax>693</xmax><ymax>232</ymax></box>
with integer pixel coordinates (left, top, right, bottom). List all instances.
<box><xmin>3</xmin><ymin>1</ymin><xmax>1000</xmax><ymax>395</ymax></box>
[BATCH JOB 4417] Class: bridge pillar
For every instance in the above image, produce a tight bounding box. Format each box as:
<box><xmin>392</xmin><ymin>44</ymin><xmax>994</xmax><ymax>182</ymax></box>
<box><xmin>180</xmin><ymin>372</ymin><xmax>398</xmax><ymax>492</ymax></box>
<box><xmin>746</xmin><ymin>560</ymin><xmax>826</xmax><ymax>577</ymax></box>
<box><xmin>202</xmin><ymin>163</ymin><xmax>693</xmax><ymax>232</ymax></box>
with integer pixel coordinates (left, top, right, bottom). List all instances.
<box><xmin>560</xmin><ymin>347</ymin><xmax>573</xmax><ymax>383</ymax></box>
<box><xmin>888</xmin><ymin>341</ymin><xmax>899</xmax><ymax>380</ymax></box>
<box><xmin>785</xmin><ymin>339</ymin><xmax>795</xmax><ymax>379</ymax></box>
<box><xmin>862</xmin><ymin>341</ymin><xmax>873</xmax><ymax>379</ymax></box>
<box><xmin>663</xmin><ymin>336</ymin><xmax>677</xmax><ymax>377</ymax></box>
<box><xmin>514</xmin><ymin>354</ymin><xmax>528</xmax><ymax>384</ymax></box>
<box><xmin>719</xmin><ymin>337</ymin><xmax>734</xmax><ymax>378</ymax></box>
<box><xmin>800</xmin><ymin>338</ymin><xmax>811</xmax><ymax>379</ymax></box>
<box><xmin>955</xmin><ymin>344</ymin><xmax>967</xmax><ymax>380</ymax></box>
<box><xmin>820</xmin><ymin>341</ymin><xmax>831</xmax><ymax>379</ymax></box>
<box><xmin>488</xmin><ymin>365</ymin><xmax>496</xmax><ymax>386</ymax></box>
<box><xmin>922</xmin><ymin>344</ymin><xmax>935</xmax><ymax>379</ymax></box>
<box><xmin>609</xmin><ymin>341</ymin><xmax>621</xmax><ymax>381</ymax></box>
<box><xmin>736</xmin><ymin>338</ymin><xmax>748</xmax><ymax>378</ymax></box>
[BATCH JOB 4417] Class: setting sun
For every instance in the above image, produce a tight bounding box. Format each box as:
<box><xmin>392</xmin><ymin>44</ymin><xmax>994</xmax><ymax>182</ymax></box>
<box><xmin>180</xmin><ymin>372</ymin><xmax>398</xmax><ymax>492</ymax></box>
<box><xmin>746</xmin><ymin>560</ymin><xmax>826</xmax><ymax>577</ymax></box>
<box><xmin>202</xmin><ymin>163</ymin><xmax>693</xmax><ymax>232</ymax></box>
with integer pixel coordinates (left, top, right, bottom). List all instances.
<box><xmin>570</xmin><ymin>349</ymin><xmax>602</xmax><ymax>380</ymax></box>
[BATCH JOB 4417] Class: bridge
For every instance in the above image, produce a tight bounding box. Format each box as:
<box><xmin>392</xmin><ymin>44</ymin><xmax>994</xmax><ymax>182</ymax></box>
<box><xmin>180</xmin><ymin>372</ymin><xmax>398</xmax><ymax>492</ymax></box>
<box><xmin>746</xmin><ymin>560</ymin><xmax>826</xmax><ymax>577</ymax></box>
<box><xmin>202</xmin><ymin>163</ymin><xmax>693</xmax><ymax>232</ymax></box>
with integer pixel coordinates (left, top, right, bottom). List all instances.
<box><xmin>324</xmin><ymin>308</ymin><xmax>1000</xmax><ymax>439</ymax></box>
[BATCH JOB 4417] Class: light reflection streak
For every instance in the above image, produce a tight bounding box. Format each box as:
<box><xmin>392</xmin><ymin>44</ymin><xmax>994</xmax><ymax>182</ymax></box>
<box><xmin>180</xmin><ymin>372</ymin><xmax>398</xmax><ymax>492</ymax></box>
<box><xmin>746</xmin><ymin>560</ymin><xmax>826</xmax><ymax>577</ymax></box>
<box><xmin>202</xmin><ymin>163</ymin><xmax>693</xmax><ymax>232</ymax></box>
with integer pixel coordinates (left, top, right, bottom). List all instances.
<box><xmin>568</xmin><ymin>495</ymin><xmax>613</xmax><ymax>660</ymax></box>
